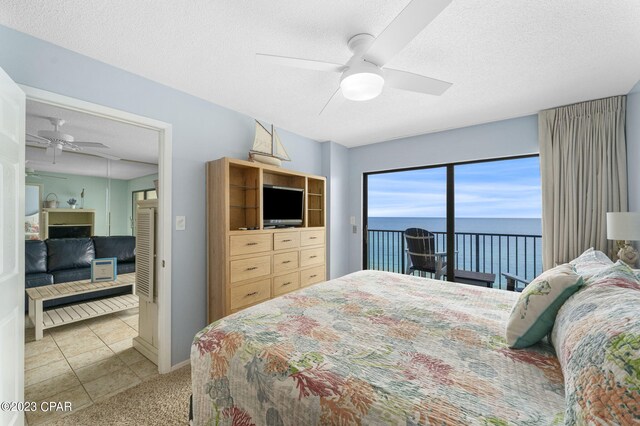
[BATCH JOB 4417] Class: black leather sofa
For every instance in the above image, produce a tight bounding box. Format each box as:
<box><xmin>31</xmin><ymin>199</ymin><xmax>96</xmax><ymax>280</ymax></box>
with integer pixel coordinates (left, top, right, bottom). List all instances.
<box><xmin>25</xmin><ymin>236</ymin><xmax>135</xmax><ymax>312</ymax></box>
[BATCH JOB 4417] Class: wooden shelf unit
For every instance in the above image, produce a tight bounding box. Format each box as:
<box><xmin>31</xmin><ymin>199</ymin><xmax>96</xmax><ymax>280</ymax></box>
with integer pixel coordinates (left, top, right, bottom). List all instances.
<box><xmin>41</xmin><ymin>208</ymin><xmax>96</xmax><ymax>239</ymax></box>
<box><xmin>206</xmin><ymin>157</ymin><xmax>327</xmax><ymax>322</ymax></box>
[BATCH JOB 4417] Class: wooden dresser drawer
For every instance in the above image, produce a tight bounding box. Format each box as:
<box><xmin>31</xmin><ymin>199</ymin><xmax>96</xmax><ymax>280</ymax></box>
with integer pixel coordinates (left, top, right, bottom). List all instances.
<box><xmin>230</xmin><ymin>255</ymin><xmax>271</xmax><ymax>283</ymax></box>
<box><xmin>300</xmin><ymin>265</ymin><xmax>325</xmax><ymax>288</ymax></box>
<box><xmin>273</xmin><ymin>251</ymin><xmax>299</xmax><ymax>273</ymax></box>
<box><xmin>300</xmin><ymin>247</ymin><xmax>325</xmax><ymax>267</ymax></box>
<box><xmin>272</xmin><ymin>272</ymin><xmax>300</xmax><ymax>297</ymax></box>
<box><xmin>230</xmin><ymin>278</ymin><xmax>270</xmax><ymax>310</ymax></box>
<box><xmin>274</xmin><ymin>231</ymin><xmax>300</xmax><ymax>251</ymax></box>
<box><xmin>230</xmin><ymin>234</ymin><xmax>272</xmax><ymax>256</ymax></box>
<box><xmin>300</xmin><ymin>230</ymin><xmax>325</xmax><ymax>246</ymax></box>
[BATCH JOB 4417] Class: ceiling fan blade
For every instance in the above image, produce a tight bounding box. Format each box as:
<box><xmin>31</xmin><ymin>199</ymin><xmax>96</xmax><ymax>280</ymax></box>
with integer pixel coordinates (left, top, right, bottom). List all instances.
<box><xmin>319</xmin><ymin>87</ymin><xmax>342</xmax><ymax>115</ymax></box>
<box><xmin>256</xmin><ymin>53</ymin><xmax>345</xmax><ymax>73</ymax></box>
<box><xmin>363</xmin><ymin>0</ymin><xmax>452</xmax><ymax>66</ymax></box>
<box><xmin>27</xmin><ymin>140</ymin><xmax>49</xmax><ymax>146</ymax></box>
<box><xmin>83</xmin><ymin>149</ymin><xmax>121</xmax><ymax>161</ymax></box>
<box><xmin>33</xmin><ymin>173</ymin><xmax>67</xmax><ymax>180</ymax></box>
<box><xmin>73</xmin><ymin>142</ymin><xmax>111</xmax><ymax>149</ymax></box>
<box><xmin>384</xmin><ymin>68</ymin><xmax>452</xmax><ymax>96</ymax></box>
<box><xmin>26</xmin><ymin>132</ymin><xmax>50</xmax><ymax>142</ymax></box>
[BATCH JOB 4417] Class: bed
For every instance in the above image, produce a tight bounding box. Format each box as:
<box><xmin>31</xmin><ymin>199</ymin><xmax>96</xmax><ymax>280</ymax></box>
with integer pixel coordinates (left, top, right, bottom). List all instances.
<box><xmin>191</xmin><ymin>270</ymin><xmax>565</xmax><ymax>425</ymax></box>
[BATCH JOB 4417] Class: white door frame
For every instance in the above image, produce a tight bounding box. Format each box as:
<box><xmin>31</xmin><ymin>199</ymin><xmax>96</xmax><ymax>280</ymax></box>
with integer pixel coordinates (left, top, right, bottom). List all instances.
<box><xmin>20</xmin><ymin>86</ymin><xmax>173</xmax><ymax>374</ymax></box>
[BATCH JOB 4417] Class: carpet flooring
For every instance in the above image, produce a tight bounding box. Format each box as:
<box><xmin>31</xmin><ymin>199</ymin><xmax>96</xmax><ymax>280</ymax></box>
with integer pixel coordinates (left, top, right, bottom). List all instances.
<box><xmin>48</xmin><ymin>365</ymin><xmax>191</xmax><ymax>425</ymax></box>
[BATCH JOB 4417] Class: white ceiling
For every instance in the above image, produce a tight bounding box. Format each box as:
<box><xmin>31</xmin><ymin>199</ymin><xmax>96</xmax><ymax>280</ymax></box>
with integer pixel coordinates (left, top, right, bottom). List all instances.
<box><xmin>26</xmin><ymin>100</ymin><xmax>159</xmax><ymax>180</ymax></box>
<box><xmin>4</xmin><ymin>1</ymin><xmax>640</xmax><ymax>147</ymax></box>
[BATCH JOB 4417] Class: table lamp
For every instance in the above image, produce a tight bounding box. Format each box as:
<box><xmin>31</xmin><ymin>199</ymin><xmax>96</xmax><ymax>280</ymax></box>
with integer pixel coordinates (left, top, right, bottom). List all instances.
<box><xmin>606</xmin><ymin>212</ymin><xmax>640</xmax><ymax>267</ymax></box>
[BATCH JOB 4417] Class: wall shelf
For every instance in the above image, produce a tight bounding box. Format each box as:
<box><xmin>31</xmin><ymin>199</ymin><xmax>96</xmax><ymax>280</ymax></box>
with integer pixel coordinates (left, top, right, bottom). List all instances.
<box><xmin>206</xmin><ymin>157</ymin><xmax>327</xmax><ymax>323</ymax></box>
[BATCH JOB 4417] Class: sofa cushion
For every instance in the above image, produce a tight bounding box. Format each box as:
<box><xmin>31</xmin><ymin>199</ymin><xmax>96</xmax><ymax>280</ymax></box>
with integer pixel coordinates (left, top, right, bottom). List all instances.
<box><xmin>569</xmin><ymin>247</ymin><xmax>613</xmax><ymax>280</ymax></box>
<box><xmin>93</xmin><ymin>236</ymin><xmax>135</xmax><ymax>263</ymax></box>
<box><xmin>46</xmin><ymin>238</ymin><xmax>95</xmax><ymax>272</ymax></box>
<box><xmin>505</xmin><ymin>263</ymin><xmax>583</xmax><ymax>348</ymax></box>
<box><xmin>25</xmin><ymin>240</ymin><xmax>47</xmax><ymax>274</ymax></box>
<box><xmin>551</xmin><ymin>261</ymin><xmax>640</xmax><ymax>424</ymax></box>
<box><xmin>25</xmin><ymin>273</ymin><xmax>54</xmax><ymax>288</ymax></box>
<box><xmin>52</xmin><ymin>268</ymin><xmax>92</xmax><ymax>284</ymax></box>
<box><xmin>117</xmin><ymin>263</ymin><xmax>135</xmax><ymax>275</ymax></box>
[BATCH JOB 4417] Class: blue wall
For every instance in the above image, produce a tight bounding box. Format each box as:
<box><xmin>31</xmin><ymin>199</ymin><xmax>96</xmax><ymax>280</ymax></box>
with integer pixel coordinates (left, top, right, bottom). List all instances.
<box><xmin>0</xmin><ymin>25</ymin><xmax>323</xmax><ymax>365</ymax></box>
<box><xmin>321</xmin><ymin>141</ymin><xmax>350</xmax><ymax>279</ymax></box>
<box><xmin>344</xmin><ymin>115</ymin><xmax>540</xmax><ymax>272</ymax></box>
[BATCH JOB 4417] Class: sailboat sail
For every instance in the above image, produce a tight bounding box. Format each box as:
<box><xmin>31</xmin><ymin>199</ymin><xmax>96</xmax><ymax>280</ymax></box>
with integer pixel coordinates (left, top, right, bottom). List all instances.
<box><xmin>271</xmin><ymin>128</ymin><xmax>290</xmax><ymax>161</ymax></box>
<box><xmin>251</xmin><ymin>121</ymin><xmax>272</xmax><ymax>155</ymax></box>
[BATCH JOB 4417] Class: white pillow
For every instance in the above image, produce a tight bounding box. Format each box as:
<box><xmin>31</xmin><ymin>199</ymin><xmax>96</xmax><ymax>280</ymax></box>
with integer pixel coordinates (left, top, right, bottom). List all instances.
<box><xmin>505</xmin><ymin>263</ymin><xmax>583</xmax><ymax>348</ymax></box>
<box><xmin>569</xmin><ymin>248</ymin><xmax>613</xmax><ymax>280</ymax></box>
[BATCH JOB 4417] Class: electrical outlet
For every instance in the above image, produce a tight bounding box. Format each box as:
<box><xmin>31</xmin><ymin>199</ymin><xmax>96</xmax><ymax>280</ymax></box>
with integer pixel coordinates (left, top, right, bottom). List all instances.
<box><xmin>352</xmin><ymin>225</ymin><xmax>357</xmax><ymax>234</ymax></box>
<box><xmin>176</xmin><ymin>215</ymin><xmax>186</xmax><ymax>231</ymax></box>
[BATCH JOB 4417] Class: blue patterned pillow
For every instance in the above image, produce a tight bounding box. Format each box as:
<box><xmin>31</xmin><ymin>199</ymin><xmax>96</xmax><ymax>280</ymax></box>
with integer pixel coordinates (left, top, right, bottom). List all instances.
<box><xmin>505</xmin><ymin>263</ymin><xmax>583</xmax><ymax>349</ymax></box>
<box><xmin>551</xmin><ymin>261</ymin><xmax>640</xmax><ymax>424</ymax></box>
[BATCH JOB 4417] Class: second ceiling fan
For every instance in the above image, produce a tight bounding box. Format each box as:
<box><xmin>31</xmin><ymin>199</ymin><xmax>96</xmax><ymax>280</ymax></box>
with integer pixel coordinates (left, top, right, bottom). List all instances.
<box><xmin>256</xmin><ymin>0</ymin><xmax>453</xmax><ymax>114</ymax></box>
<box><xmin>27</xmin><ymin>117</ymin><xmax>121</xmax><ymax>163</ymax></box>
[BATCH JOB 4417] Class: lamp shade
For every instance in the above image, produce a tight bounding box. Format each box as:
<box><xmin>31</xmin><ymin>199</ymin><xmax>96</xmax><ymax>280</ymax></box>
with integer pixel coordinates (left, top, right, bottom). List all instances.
<box><xmin>606</xmin><ymin>212</ymin><xmax>640</xmax><ymax>241</ymax></box>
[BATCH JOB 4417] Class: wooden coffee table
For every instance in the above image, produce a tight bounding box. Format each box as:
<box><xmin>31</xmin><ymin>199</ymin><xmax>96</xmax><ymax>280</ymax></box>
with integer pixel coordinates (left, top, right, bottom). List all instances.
<box><xmin>26</xmin><ymin>274</ymin><xmax>138</xmax><ymax>340</ymax></box>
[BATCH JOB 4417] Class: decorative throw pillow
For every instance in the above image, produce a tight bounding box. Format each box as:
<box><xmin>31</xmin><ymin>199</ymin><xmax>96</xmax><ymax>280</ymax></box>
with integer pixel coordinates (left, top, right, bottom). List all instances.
<box><xmin>551</xmin><ymin>261</ymin><xmax>640</xmax><ymax>424</ymax></box>
<box><xmin>505</xmin><ymin>263</ymin><xmax>583</xmax><ymax>349</ymax></box>
<box><xmin>569</xmin><ymin>247</ymin><xmax>613</xmax><ymax>280</ymax></box>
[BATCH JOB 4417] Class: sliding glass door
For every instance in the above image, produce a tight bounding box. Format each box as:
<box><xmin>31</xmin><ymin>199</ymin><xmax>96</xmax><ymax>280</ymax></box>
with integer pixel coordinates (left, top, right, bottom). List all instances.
<box><xmin>365</xmin><ymin>166</ymin><xmax>447</xmax><ymax>274</ymax></box>
<box><xmin>364</xmin><ymin>155</ymin><xmax>541</xmax><ymax>288</ymax></box>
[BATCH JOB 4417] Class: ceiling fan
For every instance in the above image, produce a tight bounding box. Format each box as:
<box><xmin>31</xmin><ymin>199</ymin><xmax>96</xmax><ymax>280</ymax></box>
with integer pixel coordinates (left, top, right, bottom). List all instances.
<box><xmin>256</xmin><ymin>0</ymin><xmax>453</xmax><ymax>114</ymax></box>
<box><xmin>25</xmin><ymin>167</ymin><xmax>67</xmax><ymax>180</ymax></box>
<box><xmin>26</xmin><ymin>117</ymin><xmax>121</xmax><ymax>163</ymax></box>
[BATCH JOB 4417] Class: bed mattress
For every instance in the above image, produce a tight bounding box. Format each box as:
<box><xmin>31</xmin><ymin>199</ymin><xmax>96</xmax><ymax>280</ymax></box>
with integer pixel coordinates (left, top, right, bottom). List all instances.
<box><xmin>191</xmin><ymin>270</ymin><xmax>565</xmax><ymax>425</ymax></box>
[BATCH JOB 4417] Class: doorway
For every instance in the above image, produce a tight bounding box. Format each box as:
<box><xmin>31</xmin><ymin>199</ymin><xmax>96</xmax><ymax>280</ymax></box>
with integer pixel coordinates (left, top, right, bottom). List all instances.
<box><xmin>20</xmin><ymin>86</ymin><xmax>173</xmax><ymax>420</ymax></box>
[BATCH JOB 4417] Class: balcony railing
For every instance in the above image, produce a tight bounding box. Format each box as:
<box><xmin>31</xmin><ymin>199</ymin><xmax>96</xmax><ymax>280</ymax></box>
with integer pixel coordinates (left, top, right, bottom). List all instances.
<box><xmin>366</xmin><ymin>229</ymin><xmax>542</xmax><ymax>289</ymax></box>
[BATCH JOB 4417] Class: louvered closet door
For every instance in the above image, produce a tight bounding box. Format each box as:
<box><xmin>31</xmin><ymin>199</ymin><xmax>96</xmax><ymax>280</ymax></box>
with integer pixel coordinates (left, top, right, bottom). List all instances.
<box><xmin>136</xmin><ymin>208</ymin><xmax>155</xmax><ymax>302</ymax></box>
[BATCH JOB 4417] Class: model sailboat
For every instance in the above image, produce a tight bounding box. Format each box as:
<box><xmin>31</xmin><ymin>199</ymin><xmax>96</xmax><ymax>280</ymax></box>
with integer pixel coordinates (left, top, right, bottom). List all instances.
<box><xmin>248</xmin><ymin>121</ymin><xmax>291</xmax><ymax>167</ymax></box>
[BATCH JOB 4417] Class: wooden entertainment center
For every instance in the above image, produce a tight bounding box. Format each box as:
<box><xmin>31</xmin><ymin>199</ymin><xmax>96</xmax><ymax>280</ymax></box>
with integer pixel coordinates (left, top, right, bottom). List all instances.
<box><xmin>206</xmin><ymin>157</ymin><xmax>326</xmax><ymax>322</ymax></box>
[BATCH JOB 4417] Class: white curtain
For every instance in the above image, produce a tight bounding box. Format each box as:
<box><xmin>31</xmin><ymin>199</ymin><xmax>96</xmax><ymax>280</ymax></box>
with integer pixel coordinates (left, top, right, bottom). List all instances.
<box><xmin>539</xmin><ymin>96</ymin><xmax>627</xmax><ymax>269</ymax></box>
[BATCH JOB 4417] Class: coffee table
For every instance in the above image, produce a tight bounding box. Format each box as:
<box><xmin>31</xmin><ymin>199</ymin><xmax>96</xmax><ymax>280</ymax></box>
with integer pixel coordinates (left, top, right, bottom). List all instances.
<box><xmin>26</xmin><ymin>274</ymin><xmax>138</xmax><ymax>340</ymax></box>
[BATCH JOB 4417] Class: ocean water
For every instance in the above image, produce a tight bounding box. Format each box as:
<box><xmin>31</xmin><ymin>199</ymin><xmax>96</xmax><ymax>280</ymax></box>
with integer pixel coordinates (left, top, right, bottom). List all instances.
<box><xmin>368</xmin><ymin>217</ymin><xmax>541</xmax><ymax>235</ymax></box>
<box><xmin>367</xmin><ymin>217</ymin><xmax>542</xmax><ymax>288</ymax></box>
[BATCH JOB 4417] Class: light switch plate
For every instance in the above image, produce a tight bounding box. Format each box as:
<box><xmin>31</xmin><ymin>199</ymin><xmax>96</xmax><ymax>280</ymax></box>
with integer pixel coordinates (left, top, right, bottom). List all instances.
<box><xmin>176</xmin><ymin>215</ymin><xmax>186</xmax><ymax>231</ymax></box>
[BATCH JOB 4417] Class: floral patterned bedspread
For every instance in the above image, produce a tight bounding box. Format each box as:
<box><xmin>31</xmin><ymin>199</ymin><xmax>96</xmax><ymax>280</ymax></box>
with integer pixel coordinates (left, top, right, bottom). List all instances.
<box><xmin>191</xmin><ymin>270</ymin><xmax>565</xmax><ymax>425</ymax></box>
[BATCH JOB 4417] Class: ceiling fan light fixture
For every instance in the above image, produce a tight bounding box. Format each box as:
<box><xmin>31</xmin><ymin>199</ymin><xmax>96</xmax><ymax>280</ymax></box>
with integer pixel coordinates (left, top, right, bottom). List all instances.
<box><xmin>340</xmin><ymin>62</ymin><xmax>384</xmax><ymax>101</ymax></box>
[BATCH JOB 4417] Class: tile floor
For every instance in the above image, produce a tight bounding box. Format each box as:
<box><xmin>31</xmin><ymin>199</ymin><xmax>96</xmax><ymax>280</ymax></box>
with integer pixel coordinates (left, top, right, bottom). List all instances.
<box><xmin>24</xmin><ymin>307</ymin><xmax>158</xmax><ymax>425</ymax></box>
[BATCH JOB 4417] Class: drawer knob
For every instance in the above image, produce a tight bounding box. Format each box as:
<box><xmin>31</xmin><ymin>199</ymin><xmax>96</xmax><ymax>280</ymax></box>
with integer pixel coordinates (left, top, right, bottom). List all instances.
<box><xmin>246</xmin><ymin>291</ymin><xmax>258</xmax><ymax>297</ymax></box>
<box><xmin>246</xmin><ymin>266</ymin><xmax>258</xmax><ymax>271</ymax></box>
<box><xmin>283</xmin><ymin>282</ymin><xmax>291</xmax><ymax>286</ymax></box>
<box><xmin>282</xmin><ymin>260</ymin><xmax>291</xmax><ymax>264</ymax></box>
<box><xmin>310</xmin><ymin>255</ymin><xmax>317</xmax><ymax>259</ymax></box>
<box><xmin>310</xmin><ymin>236</ymin><xmax>317</xmax><ymax>240</ymax></box>
<box><xmin>310</xmin><ymin>274</ymin><xmax>317</xmax><ymax>278</ymax></box>
<box><xmin>246</xmin><ymin>242</ymin><xmax>258</xmax><ymax>246</ymax></box>
<box><xmin>282</xmin><ymin>239</ymin><xmax>292</xmax><ymax>242</ymax></box>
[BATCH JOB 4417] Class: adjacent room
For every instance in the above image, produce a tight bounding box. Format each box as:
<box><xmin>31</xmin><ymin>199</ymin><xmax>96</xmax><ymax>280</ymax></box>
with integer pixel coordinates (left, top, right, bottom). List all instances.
<box><xmin>0</xmin><ymin>1</ymin><xmax>639</xmax><ymax>425</ymax></box>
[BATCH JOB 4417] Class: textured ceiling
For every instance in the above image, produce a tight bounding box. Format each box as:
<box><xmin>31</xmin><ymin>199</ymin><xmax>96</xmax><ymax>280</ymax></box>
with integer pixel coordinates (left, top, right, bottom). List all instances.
<box><xmin>26</xmin><ymin>100</ymin><xmax>158</xmax><ymax>180</ymax></box>
<box><xmin>3</xmin><ymin>1</ymin><xmax>640</xmax><ymax>147</ymax></box>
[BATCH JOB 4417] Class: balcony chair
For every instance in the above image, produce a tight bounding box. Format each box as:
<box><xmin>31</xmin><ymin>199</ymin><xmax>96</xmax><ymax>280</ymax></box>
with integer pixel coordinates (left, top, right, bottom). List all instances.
<box><xmin>501</xmin><ymin>272</ymin><xmax>529</xmax><ymax>292</ymax></box>
<box><xmin>404</xmin><ymin>228</ymin><xmax>446</xmax><ymax>278</ymax></box>
<box><xmin>404</xmin><ymin>227</ymin><xmax>497</xmax><ymax>288</ymax></box>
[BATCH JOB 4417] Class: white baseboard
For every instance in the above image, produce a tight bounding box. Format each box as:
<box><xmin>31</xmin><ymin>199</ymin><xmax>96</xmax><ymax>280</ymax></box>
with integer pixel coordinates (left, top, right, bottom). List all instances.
<box><xmin>170</xmin><ymin>359</ymin><xmax>190</xmax><ymax>372</ymax></box>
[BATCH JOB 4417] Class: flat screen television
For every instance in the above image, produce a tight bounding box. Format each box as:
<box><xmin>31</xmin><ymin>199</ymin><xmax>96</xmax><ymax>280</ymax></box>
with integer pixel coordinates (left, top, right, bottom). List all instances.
<box><xmin>263</xmin><ymin>185</ymin><xmax>304</xmax><ymax>226</ymax></box>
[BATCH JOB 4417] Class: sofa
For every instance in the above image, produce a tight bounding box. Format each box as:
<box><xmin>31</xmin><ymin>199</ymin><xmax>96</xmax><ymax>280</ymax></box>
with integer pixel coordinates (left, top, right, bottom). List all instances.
<box><xmin>25</xmin><ymin>236</ymin><xmax>136</xmax><ymax>312</ymax></box>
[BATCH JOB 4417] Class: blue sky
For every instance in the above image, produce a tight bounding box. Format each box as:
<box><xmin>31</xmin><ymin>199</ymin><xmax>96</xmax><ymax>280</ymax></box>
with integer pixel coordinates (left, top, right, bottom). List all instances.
<box><xmin>368</xmin><ymin>156</ymin><xmax>542</xmax><ymax>218</ymax></box>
